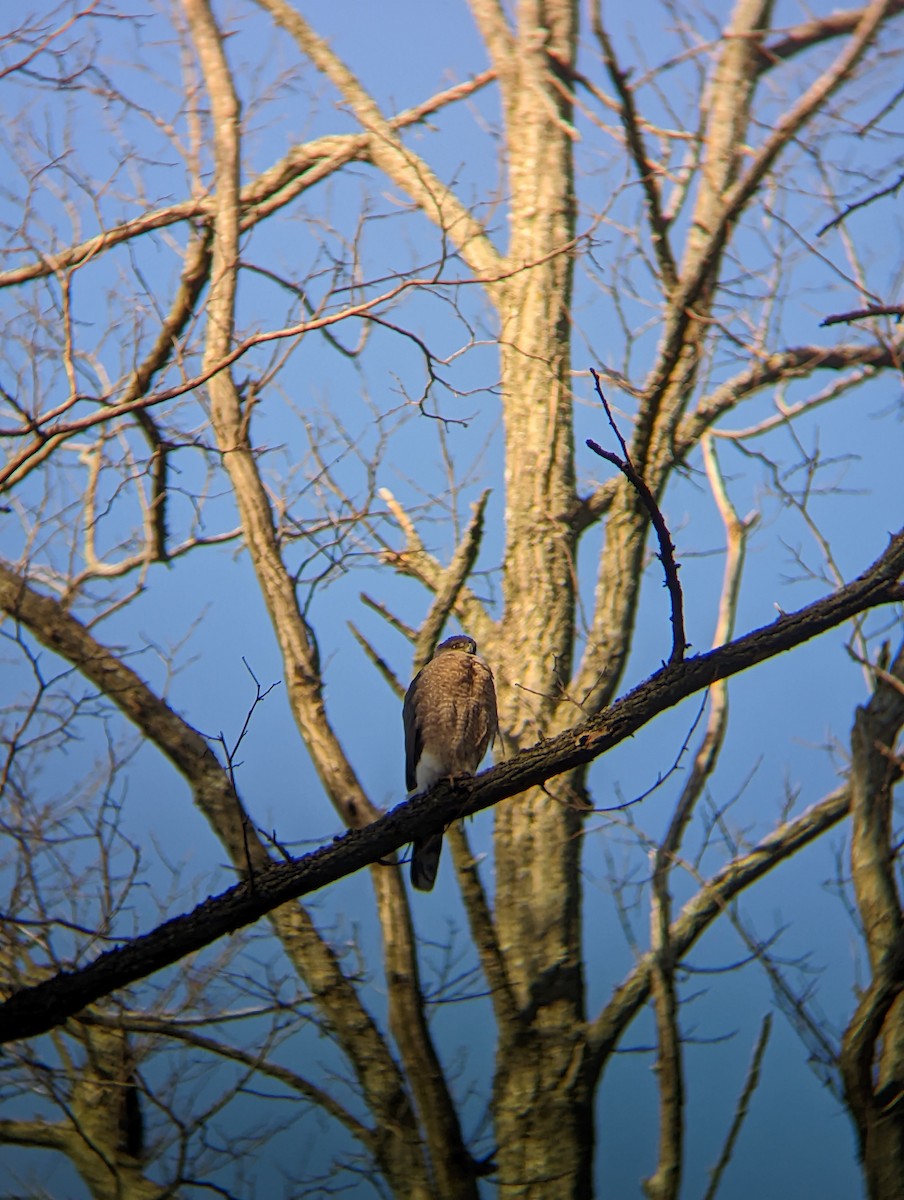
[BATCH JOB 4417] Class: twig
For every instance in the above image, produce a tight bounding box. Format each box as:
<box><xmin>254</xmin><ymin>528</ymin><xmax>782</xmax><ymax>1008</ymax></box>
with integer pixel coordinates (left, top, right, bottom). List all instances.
<box><xmin>587</xmin><ymin>369</ymin><xmax>687</xmax><ymax>663</ymax></box>
<box><xmin>593</xmin><ymin>695</ymin><xmax>708</xmax><ymax>813</ymax></box>
<box><xmin>412</xmin><ymin>489</ymin><xmax>491</xmax><ymax>674</ymax></box>
<box><xmin>348</xmin><ymin>623</ymin><xmax>405</xmax><ymax>700</ymax></box>
<box><xmin>359</xmin><ymin>594</ymin><xmax>416</xmax><ymax>641</ymax></box>
<box><xmin>446</xmin><ymin>824</ymin><xmax>518</xmax><ymax>1028</ymax></box>
<box><xmin>214</xmin><ymin>659</ymin><xmax>281</xmax><ymax>884</ymax></box>
<box><xmin>703</xmin><ymin>1014</ymin><xmax>773</xmax><ymax>1200</ymax></box>
<box><xmin>820</xmin><ymin>303</ymin><xmax>904</xmax><ymax>327</ymax></box>
<box><xmin>817</xmin><ymin>169</ymin><xmax>904</xmax><ymax>237</ymax></box>
<box><xmin>591</xmin><ymin>2</ymin><xmax>677</xmax><ymax>289</ymax></box>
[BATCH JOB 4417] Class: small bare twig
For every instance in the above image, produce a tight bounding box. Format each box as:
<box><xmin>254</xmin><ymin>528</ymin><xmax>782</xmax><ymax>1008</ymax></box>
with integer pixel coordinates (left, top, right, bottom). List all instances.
<box><xmin>592</xmin><ymin>695</ymin><xmax>708</xmax><ymax>814</ymax></box>
<box><xmin>591</xmin><ymin>1</ymin><xmax>677</xmax><ymax>289</ymax></box>
<box><xmin>587</xmin><ymin>369</ymin><xmax>687</xmax><ymax>663</ymax></box>
<box><xmin>820</xmin><ymin>303</ymin><xmax>904</xmax><ymax>327</ymax></box>
<box><xmin>213</xmin><ymin>659</ymin><xmax>281</xmax><ymax>884</ymax></box>
<box><xmin>359</xmin><ymin>594</ymin><xmax>417</xmax><ymax>641</ymax></box>
<box><xmin>348</xmin><ymin>623</ymin><xmax>405</xmax><ymax>700</ymax></box>
<box><xmin>817</xmin><ymin>169</ymin><xmax>904</xmax><ymax>237</ymax></box>
<box><xmin>411</xmin><ymin>488</ymin><xmax>491</xmax><ymax>674</ymax></box>
<box><xmin>703</xmin><ymin>1015</ymin><xmax>773</xmax><ymax>1200</ymax></box>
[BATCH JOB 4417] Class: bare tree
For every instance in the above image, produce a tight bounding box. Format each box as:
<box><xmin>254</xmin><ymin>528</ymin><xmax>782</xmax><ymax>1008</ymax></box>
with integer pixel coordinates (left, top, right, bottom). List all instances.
<box><xmin>1</xmin><ymin>2</ymin><xmax>903</xmax><ymax>1197</ymax></box>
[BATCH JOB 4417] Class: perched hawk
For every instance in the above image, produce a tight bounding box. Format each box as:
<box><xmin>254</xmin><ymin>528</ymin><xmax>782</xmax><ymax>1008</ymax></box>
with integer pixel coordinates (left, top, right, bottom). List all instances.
<box><xmin>403</xmin><ymin>634</ymin><xmax>498</xmax><ymax>891</ymax></box>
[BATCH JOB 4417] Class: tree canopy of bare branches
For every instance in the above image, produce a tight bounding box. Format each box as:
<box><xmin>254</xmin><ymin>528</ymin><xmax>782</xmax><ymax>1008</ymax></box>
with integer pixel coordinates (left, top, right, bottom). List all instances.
<box><xmin>1</xmin><ymin>3</ymin><xmax>903</xmax><ymax>1198</ymax></box>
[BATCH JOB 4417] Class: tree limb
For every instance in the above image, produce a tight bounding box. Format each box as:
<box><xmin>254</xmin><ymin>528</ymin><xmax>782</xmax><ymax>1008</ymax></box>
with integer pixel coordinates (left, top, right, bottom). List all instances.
<box><xmin>839</xmin><ymin>641</ymin><xmax>904</xmax><ymax>1185</ymax></box>
<box><xmin>253</xmin><ymin>0</ymin><xmax>504</xmax><ymax>286</ymax></box>
<box><xmin>590</xmin><ymin>0</ymin><xmax>678</xmax><ymax>289</ymax></box>
<box><xmin>1</xmin><ymin>526</ymin><xmax>902</xmax><ymax>1043</ymax></box>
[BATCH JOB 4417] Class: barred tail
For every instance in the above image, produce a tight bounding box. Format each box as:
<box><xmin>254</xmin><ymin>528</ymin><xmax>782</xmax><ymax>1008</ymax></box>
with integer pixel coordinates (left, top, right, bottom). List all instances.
<box><xmin>410</xmin><ymin>833</ymin><xmax>443</xmax><ymax>891</ymax></box>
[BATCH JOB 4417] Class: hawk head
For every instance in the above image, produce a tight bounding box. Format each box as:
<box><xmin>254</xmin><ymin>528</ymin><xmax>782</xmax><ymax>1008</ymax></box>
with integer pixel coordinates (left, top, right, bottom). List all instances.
<box><xmin>434</xmin><ymin>634</ymin><xmax>477</xmax><ymax>656</ymax></box>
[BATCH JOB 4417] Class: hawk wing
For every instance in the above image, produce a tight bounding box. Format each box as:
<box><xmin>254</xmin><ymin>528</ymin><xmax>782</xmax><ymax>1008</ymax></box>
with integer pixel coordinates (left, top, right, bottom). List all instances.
<box><xmin>403</xmin><ymin>674</ymin><xmax>425</xmax><ymax>795</ymax></box>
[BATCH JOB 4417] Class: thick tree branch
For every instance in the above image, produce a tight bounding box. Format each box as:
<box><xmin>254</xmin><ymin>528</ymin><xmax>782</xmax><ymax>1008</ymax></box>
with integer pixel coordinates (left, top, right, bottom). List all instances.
<box><xmin>0</xmin><ymin>569</ymin><xmax>419</xmax><ymax>1173</ymax></box>
<box><xmin>0</xmin><ymin>1118</ymin><xmax>68</xmax><ymax>1150</ymax></box>
<box><xmin>676</xmin><ymin>341</ymin><xmax>901</xmax><ymax>454</ymax></box>
<box><xmin>762</xmin><ymin>2</ymin><xmax>904</xmax><ymax>70</ymax></box>
<box><xmin>467</xmin><ymin>0</ymin><xmax>516</xmax><ymax>82</ymax></box>
<box><xmin>1</xmin><ymin>527</ymin><xmax>902</xmax><ymax>1043</ymax></box>
<box><xmin>446</xmin><ymin>823</ymin><xmax>518</xmax><ymax>1027</ymax></box>
<box><xmin>253</xmin><ymin>0</ymin><xmax>504</xmax><ymax>286</ymax></box>
<box><xmin>186</xmin><ymin>7</ymin><xmax>477</xmax><ymax>1194</ymax></box>
<box><xmin>821</xmin><ymin>303</ymin><xmax>904</xmax><ymax>327</ymax></box>
<box><xmin>840</xmin><ymin>642</ymin><xmax>904</xmax><ymax>1190</ymax></box>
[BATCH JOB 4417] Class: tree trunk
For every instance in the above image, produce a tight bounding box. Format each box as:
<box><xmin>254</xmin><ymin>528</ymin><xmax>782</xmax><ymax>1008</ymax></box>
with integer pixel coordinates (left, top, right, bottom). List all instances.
<box><xmin>841</xmin><ymin>643</ymin><xmax>904</xmax><ymax>1200</ymax></box>
<box><xmin>488</xmin><ymin>3</ymin><xmax>592</xmax><ymax>1194</ymax></box>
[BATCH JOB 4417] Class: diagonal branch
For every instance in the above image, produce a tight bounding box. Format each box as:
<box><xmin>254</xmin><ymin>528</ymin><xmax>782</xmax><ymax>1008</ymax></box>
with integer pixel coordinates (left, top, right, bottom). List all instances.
<box><xmin>467</xmin><ymin>0</ymin><xmax>516</xmax><ymax>81</ymax></box>
<box><xmin>821</xmin><ymin>303</ymin><xmax>904</xmax><ymax>327</ymax></box>
<box><xmin>0</xmin><ymin>73</ymin><xmax>496</xmax><ymax>291</ymax></box>
<box><xmin>0</xmin><ymin>556</ymin><xmax>428</xmax><ymax>1187</ymax></box>
<box><xmin>184</xmin><ymin>6</ymin><xmax>477</xmax><ymax>1194</ymax></box>
<box><xmin>761</xmin><ymin>1</ymin><xmax>904</xmax><ymax>69</ymax></box>
<box><xmin>676</xmin><ymin>340</ymin><xmax>902</xmax><ymax>455</ymax></box>
<box><xmin>644</xmin><ymin>0</ymin><xmax>897</xmax><ymax>437</ymax></box>
<box><xmin>79</xmin><ymin>1011</ymin><xmax>374</xmax><ymax>1149</ymax></box>
<box><xmin>446</xmin><ymin>823</ymin><xmax>518</xmax><ymax>1027</ymax></box>
<box><xmin>1</xmin><ymin>526</ymin><xmax>902</xmax><ymax>1044</ymax></box>
<box><xmin>0</xmin><ymin>274</ymin><xmax>438</xmax><ymax>493</ymax></box>
<box><xmin>590</xmin><ymin>1</ymin><xmax>677</xmax><ymax>289</ymax></box>
<box><xmin>412</xmin><ymin>488</ymin><xmax>492</xmax><ymax>674</ymax></box>
<box><xmin>2</xmin><ymin>228</ymin><xmax>213</xmax><ymax>493</ymax></box>
<box><xmin>253</xmin><ymin>0</ymin><xmax>504</xmax><ymax>285</ymax></box>
<box><xmin>587</xmin><ymin>784</ymin><xmax>851</xmax><ymax>1078</ymax></box>
<box><xmin>378</xmin><ymin>487</ymin><xmax>496</xmax><ymax>653</ymax></box>
<box><xmin>722</xmin><ymin>0</ymin><xmax>893</xmax><ymax>275</ymax></box>
<box><xmin>702</xmin><ymin>1014</ymin><xmax>773</xmax><ymax>1200</ymax></box>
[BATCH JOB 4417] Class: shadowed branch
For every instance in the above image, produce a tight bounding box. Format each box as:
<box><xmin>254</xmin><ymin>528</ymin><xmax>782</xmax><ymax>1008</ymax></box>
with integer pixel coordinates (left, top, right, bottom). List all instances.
<box><xmin>1</xmin><ymin>526</ymin><xmax>902</xmax><ymax>1043</ymax></box>
<box><xmin>587</xmin><ymin>369</ymin><xmax>687</xmax><ymax>663</ymax></box>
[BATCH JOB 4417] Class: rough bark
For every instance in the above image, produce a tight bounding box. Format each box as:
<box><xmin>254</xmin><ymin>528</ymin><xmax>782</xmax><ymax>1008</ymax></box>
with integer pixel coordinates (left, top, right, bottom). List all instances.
<box><xmin>477</xmin><ymin>4</ymin><xmax>593</xmax><ymax>1194</ymax></box>
<box><xmin>841</xmin><ymin>643</ymin><xmax>904</xmax><ymax>1200</ymax></box>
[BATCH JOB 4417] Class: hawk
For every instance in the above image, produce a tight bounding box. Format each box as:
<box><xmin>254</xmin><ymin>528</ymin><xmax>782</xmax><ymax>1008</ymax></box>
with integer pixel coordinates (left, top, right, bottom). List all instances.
<box><xmin>403</xmin><ymin>634</ymin><xmax>498</xmax><ymax>891</ymax></box>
